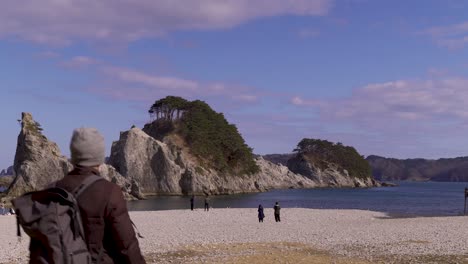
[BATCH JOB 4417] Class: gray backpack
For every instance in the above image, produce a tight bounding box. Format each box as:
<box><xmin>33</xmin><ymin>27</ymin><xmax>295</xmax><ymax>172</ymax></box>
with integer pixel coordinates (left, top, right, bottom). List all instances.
<box><xmin>12</xmin><ymin>175</ymin><xmax>104</xmax><ymax>264</ymax></box>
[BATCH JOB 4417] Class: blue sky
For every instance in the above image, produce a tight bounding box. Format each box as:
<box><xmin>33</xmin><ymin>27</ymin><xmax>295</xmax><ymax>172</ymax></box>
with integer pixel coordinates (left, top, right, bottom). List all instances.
<box><xmin>1</xmin><ymin>0</ymin><xmax>468</xmax><ymax>170</ymax></box>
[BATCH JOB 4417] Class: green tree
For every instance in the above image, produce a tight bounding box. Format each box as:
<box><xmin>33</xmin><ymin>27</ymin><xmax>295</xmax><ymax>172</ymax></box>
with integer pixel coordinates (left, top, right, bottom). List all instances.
<box><xmin>149</xmin><ymin>96</ymin><xmax>189</xmax><ymax>121</ymax></box>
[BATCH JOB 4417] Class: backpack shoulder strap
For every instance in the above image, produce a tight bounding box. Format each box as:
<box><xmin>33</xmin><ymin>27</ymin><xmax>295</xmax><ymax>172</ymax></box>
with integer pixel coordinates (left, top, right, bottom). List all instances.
<box><xmin>73</xmin><ymin>175</ymin><xmax>104</xmax><ymax>198</ymax></box>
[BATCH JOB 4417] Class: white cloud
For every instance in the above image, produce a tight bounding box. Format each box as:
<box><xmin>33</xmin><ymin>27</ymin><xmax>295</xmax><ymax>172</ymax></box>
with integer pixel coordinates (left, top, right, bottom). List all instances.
<box><xmin>90</xmin><ymin>66</ymin><xmax>260</xmax><ymax>106</ymax></box>
<box><xmin>35</xmin><ymin>51</ymin><xmax>60</xmax><ymax>59</ymax></box>
<box><xmin>423</xmin><ymin>21</ymin><xmax>468</xmax><ymax>37</ymax></box>
<box><xmin>292</xmin><ymin>77</ymin><xmax>468</xmax><ymax>124</ymax></box>
<box><xmin>290</xmin><ymin>96</ymin><xmax>321</xmax><ymax>106</ymax></box>
<box><xmin>436</xmin><ymin>36</ymin><xmax>468</xmax><ymax>50</ymax></box>
<box><xmin>287</xmin><ymin>77</ymin><xmax>468</xmax><ymax>158</ymax></box>
<box><xmin>422</xmin><ymin>21</ymin><xmax>468</xmax><ymax>50</ymax></box>
<box><xmin>62</xmin><ymin>56</ymin><xmax>98</xmax><ymax>68</ymax></box>
<box><xmin>0</xmin><ymin>0</ymin><xmax>333</xmax><ymax>45</ymax></box>
<box><xmin>291</xmin><ymin>96</ymin><xmax>304</xmax><ymax>105</ymax></box>
<box><xmin>427</xmin><ymin>68</ymin><xmax>449</xmax><ymax>77</ymax></box>
<box><xmin>102</xmin><ymin>67</ymin><xmax>199</xmax><ymax>91</ymax></box>
<box><xmin>297</xmin><ymin>28</ymin><xmax>320</xmax><ymax>38</ymax></box>
<box><xmin>207</xmin><ymin>83</ymin><xmax>227</xmax><ymax>92</ymax></box>
<box><xmin>232</xmin><ymin>94</ymin><xmax>257</xmax><ymax>102</ymax></box>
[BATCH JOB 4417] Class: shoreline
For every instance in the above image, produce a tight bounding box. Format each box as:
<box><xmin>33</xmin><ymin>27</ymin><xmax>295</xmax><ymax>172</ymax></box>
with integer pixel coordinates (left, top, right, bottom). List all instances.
<box><xmin>0</xmin><ymin>208</ymin><xmax>467</xmax><ymax>263</ymax></box>
<box><xmin>129</xmin><ymin>206</ymin><xmax>467</xmax><ymax>219</ymax></box>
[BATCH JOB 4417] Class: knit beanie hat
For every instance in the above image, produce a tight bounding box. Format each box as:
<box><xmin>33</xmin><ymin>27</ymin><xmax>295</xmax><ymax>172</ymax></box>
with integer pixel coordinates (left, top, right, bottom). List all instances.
<box><xmin>70</xmin><ymin>127</ymin><xmax>105</xmax><ymax>167</ymax></box>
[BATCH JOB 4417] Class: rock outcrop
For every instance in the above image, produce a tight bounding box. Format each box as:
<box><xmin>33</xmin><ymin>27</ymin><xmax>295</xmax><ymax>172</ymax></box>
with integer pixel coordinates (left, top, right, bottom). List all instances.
<box><xmin>0</xmin><ymin>175</ymin><xmax>14</xmax><ymax>190</ymax></box>
<box><xmin>287</xmin><ymin>154</ymin><xmax>379</xmax><ymax>188</ymax></box>
<box><xmin>109</xmin><ymin>128</ymin><xmax>317</xmax><ymax>195</ymax></box>
<box><xmin>253</xmin><ymin>157</ymin><xmax>317</xmax><ymax>190</ymax></box>
<box><xmin>5</xmin><ymin>113</ymin><xmax>71</xmax><ymax>198</ymax></box>
<box><xmin>5</xmin><ymin>112</ymin><xmax>379</xmax><ymax>199</ymax></box>
<box><xmin>0</xmin><ymin>166</ymin><xmax>13</xmax><ymax>176</ymax></box>
<box><xmin>5</xmin><ymin>113</ymin><xmax>142</xmax><ymax>199</ymax></box>
<box><xmin>99</xmin><ymin>164</ymin><xmax>144</xmax><ymax>200</ymax></box>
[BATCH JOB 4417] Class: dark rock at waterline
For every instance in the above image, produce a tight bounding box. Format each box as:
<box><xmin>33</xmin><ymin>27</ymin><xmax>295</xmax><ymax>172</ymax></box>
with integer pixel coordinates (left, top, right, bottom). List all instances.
<box><xmin>380</xmin><ymin>182</ymin><xmax>398</xmax><ymax>187</ymax></box>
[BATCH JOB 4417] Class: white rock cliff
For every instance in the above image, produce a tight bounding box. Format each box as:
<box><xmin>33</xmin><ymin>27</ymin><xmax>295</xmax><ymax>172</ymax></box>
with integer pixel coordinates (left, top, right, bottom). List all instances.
<box><xmin>6</xmin><ymin>113</ymin><xmax>378</xmax><ymax>199</ymax></box>
<box><xmin>109</xmin><ymin>127</ymin><xmax>318</xmax><ymax>195</ymax></box>
<box><xmin>5</xmin><ymin>113</ymin><xmax>142</xmax><ymax>199</ymax></box>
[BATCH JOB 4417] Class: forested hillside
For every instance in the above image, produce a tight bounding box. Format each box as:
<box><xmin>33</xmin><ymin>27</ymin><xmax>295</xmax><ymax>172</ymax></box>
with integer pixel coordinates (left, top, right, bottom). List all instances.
<box><xmin>366</xmin><ymin>155</ymin><xmax>468</xmax><ymax>182</ymax></box>
<box><xmin>144</xmin><ymin>96</ymin><xmax>259</xmax><ymax>175</ymax></box>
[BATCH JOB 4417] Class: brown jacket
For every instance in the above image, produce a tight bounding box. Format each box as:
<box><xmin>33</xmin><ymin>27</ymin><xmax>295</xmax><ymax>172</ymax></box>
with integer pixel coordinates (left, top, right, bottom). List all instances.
<box><xmin>56</xmin><ymin>166</ymin><xmax>146</xmax><ymax>264</ymax></box>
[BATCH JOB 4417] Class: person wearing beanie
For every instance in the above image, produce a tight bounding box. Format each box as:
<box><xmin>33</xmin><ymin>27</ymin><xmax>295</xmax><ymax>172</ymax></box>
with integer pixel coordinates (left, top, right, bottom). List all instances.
<box><xmin>55</xmin><ymin>128</ymin><xmax>146</xmax><ymax>264</ymax></box>
<box><xmin>70</xmin><ymin>127</ymin><xmax>106</xmax><ymax>167</ymax></box>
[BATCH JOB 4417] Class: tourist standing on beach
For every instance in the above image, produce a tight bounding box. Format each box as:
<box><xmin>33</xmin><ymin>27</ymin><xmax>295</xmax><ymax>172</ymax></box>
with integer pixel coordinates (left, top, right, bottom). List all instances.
<box><xmin>190</xmin><ymin>195</ymin><xmax>195</xmax><ymax>211</ymax></box>
<box><xmin>56</xmin><ymin>128</ymin><xmax>146</xmax><ymax>263</ymax></box>
<box><xmin>204</xmin><ymin>195</ymin><xmax>210</xmax><ymax>211</ymax></box>
<box><xmin>258</xmin><ymin>204</ymin><xmax>265</xmax><ymax>222</ymax></box>
<box><xmin>274</xmin><ymin>202</ymin><xmax>281</xmax><ymax>222</ymax></box>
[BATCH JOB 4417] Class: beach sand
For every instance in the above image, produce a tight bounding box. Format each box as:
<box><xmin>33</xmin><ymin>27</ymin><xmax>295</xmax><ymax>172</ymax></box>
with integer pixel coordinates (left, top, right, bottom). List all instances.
<box><xmin>0</xmin><ymin>208</ymin><xmax>467</xmax><ymax>263</ymax></box>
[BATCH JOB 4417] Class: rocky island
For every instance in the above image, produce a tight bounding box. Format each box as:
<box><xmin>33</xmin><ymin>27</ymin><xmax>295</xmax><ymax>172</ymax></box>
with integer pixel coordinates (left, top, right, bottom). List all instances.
<box><xmin>3</xmin><ymin>112</ymin><xmax>142</xmax><ymax>199</ymax></box>
<box><xmin>3</xmin><ymin>96</ymin><xmax>379</xmax><ymax>200</ymax></box>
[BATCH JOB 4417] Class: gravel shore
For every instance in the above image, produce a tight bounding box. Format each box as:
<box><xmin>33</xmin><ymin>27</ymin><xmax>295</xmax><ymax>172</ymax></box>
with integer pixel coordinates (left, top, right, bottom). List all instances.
<box><xmin>1</xmin><ymin>208</ymin><xmax>467</xmax><ymax>263</ymax></box>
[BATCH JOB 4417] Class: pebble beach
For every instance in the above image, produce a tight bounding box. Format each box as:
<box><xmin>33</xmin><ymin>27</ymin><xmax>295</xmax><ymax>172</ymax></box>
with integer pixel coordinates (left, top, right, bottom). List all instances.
<box><xmin>0</xmin><ymin>208</ymin><xmax>467</xmax><ymax>263</ymax></box>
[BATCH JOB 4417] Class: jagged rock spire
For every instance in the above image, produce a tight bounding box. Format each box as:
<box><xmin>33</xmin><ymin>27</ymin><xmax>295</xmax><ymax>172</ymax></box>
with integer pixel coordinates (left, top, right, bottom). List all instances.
<box><xmin>6</xmin><ymin>112</ymin><xmax>71</xmax><ymax>197</ymax></box>
<box><xmin>5</xmin><ymin>112</ymin><xmax>143</xmax><ymax>200</ymax></box>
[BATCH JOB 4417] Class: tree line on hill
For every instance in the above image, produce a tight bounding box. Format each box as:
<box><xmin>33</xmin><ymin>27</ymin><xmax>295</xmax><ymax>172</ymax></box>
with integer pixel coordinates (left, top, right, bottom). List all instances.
<box><xmin>366</xmin><ymin>155</ymin><xmax>468</xmax><ymax>182</ymax></box>
<box><xmin>291</xmin><ymin>138</ymin><xmax>372</xmax><ymax>179</ymax></box>
<box><xmin>263</xmin><ymin>153</ymin><xmax>468</xmax><ymax>182</ymax></box>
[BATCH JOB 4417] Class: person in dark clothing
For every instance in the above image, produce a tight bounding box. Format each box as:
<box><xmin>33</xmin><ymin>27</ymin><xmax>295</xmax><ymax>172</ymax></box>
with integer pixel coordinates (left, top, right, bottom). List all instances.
<box><xmin>273</xmin><ymin>202</ymin><xmax>281</xmax><ymax>222</ymax></box>
<box><xmin>55</xmin><ymin>128</ymin><xmax>145</xmax><ymax>264</ymax></box>
<box><xmin>190</xmin><ymin>195</ymin><xmax>195</xmax><ymax>211</ymax></box>
<box><xmin>204</xmin><ymin>195</ymin><xmax>210</xmax><ymax>211</ymax></box>
<box><xmin>258</xmin><ymin>204</ymin><xmax>265</xmax><ymax>222</ymax></box>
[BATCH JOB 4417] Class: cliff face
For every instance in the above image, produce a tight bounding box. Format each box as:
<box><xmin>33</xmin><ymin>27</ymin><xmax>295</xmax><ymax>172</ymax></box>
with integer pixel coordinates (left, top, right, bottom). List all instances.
<box><xmin>253</xmin><ymin>157</ymin><xmax>317</xmax><ymax>190</ymax></box>
<box><xmin>5</xmin><ymin>112</ymin><xmax>142</xmax><ymax>199</ymax></box>
<box><xmin>0</xmin><ymin>176</ymin><xmax>13</xmax><ymax>190</ymax></box>
<box><xmin>109</xmin><ymin>127</ymin><xmax>317</xmax><ymax>195</ymax></box>
<box><xmin>366</xmin><ymin>155</ymin><xmax>468</xmax><ymax>182</ymax></box>
<box><xmin>5</xmin><ymin>112</ymin><xmax>380</xmax><ymax>199</ymax></box>
<box><xmin>6</xmin><ymin>113</ymin><xmax>72</xmax><ymax>197</ymax></box>
<box><xmin>98</xmin><ymin>164</ymin><xmax>144</xmax><ymax>200</ymax></box>
<box><xmin>287</xmin><ymin>154</ymin><xmax>379</xmax><ymax>188</ymax></box>
<box><xmin>109</xmin><ymin>128</ymin><xmax>182</xmax><ymax>195</ymax></box>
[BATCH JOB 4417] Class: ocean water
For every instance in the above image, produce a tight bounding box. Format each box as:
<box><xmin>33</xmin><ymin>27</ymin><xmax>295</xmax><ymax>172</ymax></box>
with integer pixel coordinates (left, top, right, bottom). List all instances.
<box><xmin>127</xmin><ymin>181</ymin><xmax>468</xmax><ymax>217</ymax></box>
